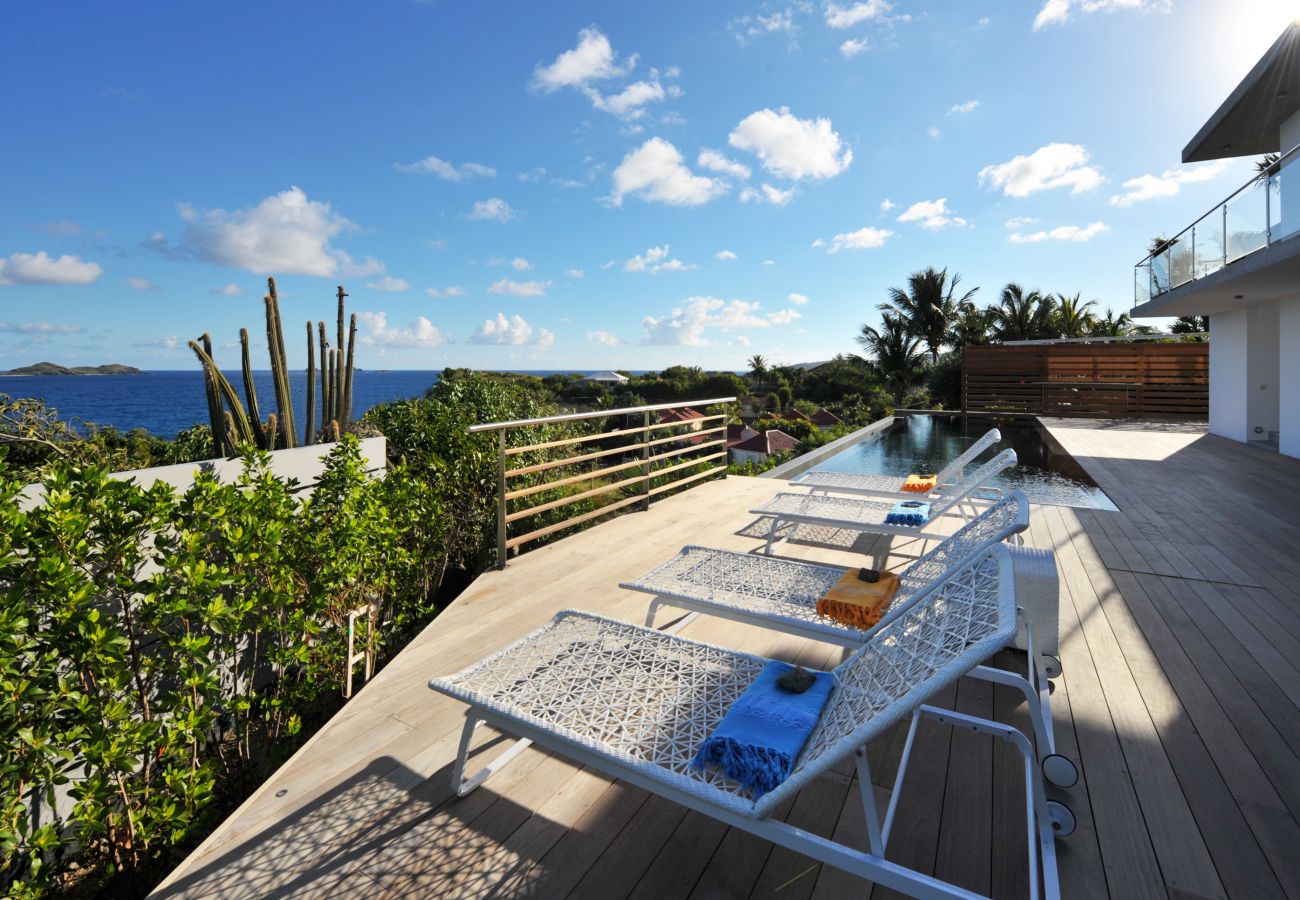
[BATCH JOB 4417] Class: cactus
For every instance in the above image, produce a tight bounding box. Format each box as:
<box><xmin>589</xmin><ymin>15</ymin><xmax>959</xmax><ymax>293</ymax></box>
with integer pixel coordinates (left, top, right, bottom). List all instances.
<box><xmin>191</xmin><ymin>277</ymin><xmax>358</xmax><ymax>455</ymax></box>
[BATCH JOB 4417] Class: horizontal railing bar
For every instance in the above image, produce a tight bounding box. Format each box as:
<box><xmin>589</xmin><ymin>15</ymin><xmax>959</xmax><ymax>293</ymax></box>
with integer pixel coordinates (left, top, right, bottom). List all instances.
<box><xmin>648</xmin><ymin>463</ymin><xmax>727</xmax><ymax>497</ymax></box>
<box><xmin>644</xmin><ymin>413</ymin><xmax>727</xmax><ymax>433</ymax></box>
<box><xmin>469</xmin><ymin>398</ymin><xmax>736</xmax><ymax>433</ymax></box>
<box><xmin>648</xmin><ymin>438</ymin><xmax>727</xmax><ymax>466</ymax></box>
<box><xmin>506</xmin><ymin>494</ymin><xmax>646</xmax><ymax>549</ymax></box>
<box><xmin>648</xmin><ymin>451</ymin><xmax>728</xmax><ymax>481</ymax></box>
<box><xmin>505</xmin><ymin>473</ymin><xmax>647</xmax><ymax>523</ymax></box>
<box><xmin>646</xmin><ymin>425</ymin><xmax>725</xmax><ymax>449</ymax></box>
<box><xmin>505</xmin><ymin>426</ymin><xmax>648</xmax><ymax>456</ymax></box>
<box><xmin>505</xmin><ymin>457</ymin><xmax>648</xmax><ymax>500</ymax></box>
<box><xmin>505</xmin><ymin>443</ymin><xmax>632</xmax><ymax>478</ymax></box>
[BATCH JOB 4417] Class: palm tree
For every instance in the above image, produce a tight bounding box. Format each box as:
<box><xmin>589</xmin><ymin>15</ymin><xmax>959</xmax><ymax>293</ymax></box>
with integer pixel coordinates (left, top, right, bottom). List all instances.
<box><xmin>1091</xmin><ymin>309</ymin><xmax>1133</xmax><ymax>337</ymax></box>
<box><xmin>878</xmin><ymin>267</ymin><xmax>979</xmax><ymax>363</ymax></box>
<box><xmin>951</xmin><ymin>305</ymin><xmax>995</xmax><ymax>348</ymax></box>
<box><xmin>1254</xmin><ymin>152</ymin><xmax>1280</xmax><ymax>185</ymax></box>
<box><xmin>855</xmin><ymin>314</ymin><xmax>926</xmax><ymax>406</ymax></box>
<box><xmin>747</xmin><ymin>354</ymin><xmax>768</xmax><ymax>382</ymax></box>
<box><xmin>991</xmin><ymin>284</ymin><xmax>1057</xmax><ymax>342</ymax></box>
<box><xmin>1170</xmin><ymin>315</ymin><xmax>1208</xmax><ymax>334</ymax></box>
<box><xmin>1054</xmin><ymin>293</ymin><xmax>1098</xmax><ymax>338</ymax></box>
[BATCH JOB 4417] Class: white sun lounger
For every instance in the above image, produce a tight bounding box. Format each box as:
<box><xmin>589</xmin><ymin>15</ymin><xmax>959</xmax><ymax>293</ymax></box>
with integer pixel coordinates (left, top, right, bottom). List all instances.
<box><xmin>792</xmin><ymin>426</ymin><xmax>1003</xmax><ymax>501</ymax></box>
<box><xmin>622</xmin><ymin>493</ymin><xmax>1077</xmax><ymax>789</ymax></box>
<box><xmin>752</xmin><ymin>448</ymin><xmax>1018</xmax><ymax>554</ymax></box>
<box><xmin>430</xmin><ymin>546</ymin><xmax>1067</xmax><ymax>899</ymax></box>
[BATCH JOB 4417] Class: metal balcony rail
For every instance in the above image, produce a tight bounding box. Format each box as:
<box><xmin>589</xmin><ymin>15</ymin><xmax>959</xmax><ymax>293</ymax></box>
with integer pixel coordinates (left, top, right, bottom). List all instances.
<box><xmin>469</xmin><ymin>397</ymin><xmax>736</xmax><ymax>567</ymax></box>
<box><xmin>1135</xmin><ymin>141</ymin><xmax>1300</xmax><ymax>305</ymax></box>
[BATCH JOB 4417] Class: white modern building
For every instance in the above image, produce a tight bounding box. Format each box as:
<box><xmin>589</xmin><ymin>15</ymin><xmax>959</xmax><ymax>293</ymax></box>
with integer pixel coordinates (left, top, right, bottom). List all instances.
<box><xmin>1131</xmin><ymin>22</ymin><xmax>1300</xmax><ymax>459</ymax></box>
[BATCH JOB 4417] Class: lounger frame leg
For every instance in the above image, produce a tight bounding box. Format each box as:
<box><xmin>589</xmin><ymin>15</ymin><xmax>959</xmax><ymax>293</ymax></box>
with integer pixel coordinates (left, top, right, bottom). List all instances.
<box><xmin>451</xmin><ymin>711</ymin><xmax>533</xmax><ymax>797</ymax></box>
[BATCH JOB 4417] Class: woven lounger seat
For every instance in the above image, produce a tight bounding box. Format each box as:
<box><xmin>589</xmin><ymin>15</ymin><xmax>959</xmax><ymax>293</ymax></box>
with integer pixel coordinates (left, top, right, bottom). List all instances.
<box><xmin>430</xmin><ymin>547</ymin><xmax>1065</xmax><ymax>899</ymax></box>
<box><xmin>622</xmin><ymin>493</ymin><xmax>1077</xmax><ymax>790</ymax></box>
<box><xmin>751</xmin><ymin>449</ymin><xmax>1018</xmax><ymax>553</ymax></box>
<box><xmin>793</xmin><ymin>426</ymin><xmax>1003</xmax><ymax>502</ymax></box>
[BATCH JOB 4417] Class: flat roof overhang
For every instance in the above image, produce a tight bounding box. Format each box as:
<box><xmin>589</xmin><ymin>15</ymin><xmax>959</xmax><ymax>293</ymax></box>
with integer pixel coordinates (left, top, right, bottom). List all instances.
<box><xmin>1183</xmin><ymin>21</ymin><xmax>1300</xmax><ymax>163</ymax></box>
<box><xmin>1132</xmin><ymin>231</ymin><xmax>1300</xmax><ymax>317</ymax></box>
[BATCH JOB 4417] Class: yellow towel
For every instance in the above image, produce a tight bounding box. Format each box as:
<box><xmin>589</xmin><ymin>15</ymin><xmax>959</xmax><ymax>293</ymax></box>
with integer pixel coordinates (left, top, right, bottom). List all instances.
<box><xmin>902</xmin><ymin>474</ymin><xmax>937</xmax><ymax>493</ymax></box>
<box><xmin>816</xmin><ymin>570</ymin><xmax>900</xmax><ymax>630</ymax></box>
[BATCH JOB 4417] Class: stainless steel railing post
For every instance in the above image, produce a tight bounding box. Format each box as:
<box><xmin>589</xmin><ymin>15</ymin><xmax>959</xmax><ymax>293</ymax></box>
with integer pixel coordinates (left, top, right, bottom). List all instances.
<box><xmin>497</xmin><ymin>429</ymin><xmax>507</xmax><ymax>569</ymax></box>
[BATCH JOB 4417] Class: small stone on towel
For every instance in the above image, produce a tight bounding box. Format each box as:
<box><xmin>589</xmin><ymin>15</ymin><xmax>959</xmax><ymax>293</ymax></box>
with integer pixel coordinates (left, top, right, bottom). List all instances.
<box><xmin>857</xmin><ymin>567</ymin><xmax>880</xmax><ymax>583</ymax></box>
<box><xmin>776</xmin><ymin>666</ymin><xmax>817</xmax><ymax>694</ymax></box>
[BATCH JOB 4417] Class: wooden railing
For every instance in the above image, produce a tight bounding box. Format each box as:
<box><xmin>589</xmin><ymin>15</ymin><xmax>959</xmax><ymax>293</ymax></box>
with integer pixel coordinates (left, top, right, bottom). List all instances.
<box><xmin>469</xmin><ymin>398</ymin><xmax>735</xmax><ymax>567</ymax></box>
<box><xmin>962</xmin><ymin>344</ymin><xmax>1208</xmax><ymax>418</ymax></box>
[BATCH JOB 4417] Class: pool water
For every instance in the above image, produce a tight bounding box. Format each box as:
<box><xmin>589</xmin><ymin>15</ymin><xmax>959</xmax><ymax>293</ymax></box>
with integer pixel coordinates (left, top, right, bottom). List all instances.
<box><xmin>803</xmin><ymin>414</ymin><xmax>1119</xmax><ymax>511</ymax></box>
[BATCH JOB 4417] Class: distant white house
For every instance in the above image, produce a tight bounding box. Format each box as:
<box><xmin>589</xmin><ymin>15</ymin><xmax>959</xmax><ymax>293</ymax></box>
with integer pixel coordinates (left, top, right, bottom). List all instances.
<box><xmin>583</xmin><ymin>370</ymin><xmax>628</xmax><ymax>385</ymax></box>
<box><xmin>1131</xmin><ymin>23</ymin><xmax>1300</xmax><ymax>459</ymax></box>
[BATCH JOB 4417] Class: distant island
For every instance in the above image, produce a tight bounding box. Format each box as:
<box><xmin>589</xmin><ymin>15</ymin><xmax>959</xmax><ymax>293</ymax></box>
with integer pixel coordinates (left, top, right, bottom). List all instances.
<box><xmin>0</xmin><ymin>361</ymin><xmax>143</xmax><ymax>376</ymax></box>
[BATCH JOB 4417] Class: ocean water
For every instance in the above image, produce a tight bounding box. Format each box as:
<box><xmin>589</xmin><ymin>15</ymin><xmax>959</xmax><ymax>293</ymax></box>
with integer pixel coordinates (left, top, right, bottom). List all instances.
<box><xmin>1</xmin><ymin>370</ymin><xmax>597</xmax><ymax>439</ymax></box>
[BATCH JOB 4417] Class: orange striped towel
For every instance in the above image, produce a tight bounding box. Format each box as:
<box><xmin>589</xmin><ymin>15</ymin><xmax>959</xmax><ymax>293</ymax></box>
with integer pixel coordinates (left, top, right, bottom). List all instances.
<box><xmin>816</xmin><ymin>570</ymin><xmax>900</xmax><ymax>630</ymax></box>
<box><xmin>902</xmin><ymin>474</ymin><xmax>937</xmax><ymax>493</ymax></box>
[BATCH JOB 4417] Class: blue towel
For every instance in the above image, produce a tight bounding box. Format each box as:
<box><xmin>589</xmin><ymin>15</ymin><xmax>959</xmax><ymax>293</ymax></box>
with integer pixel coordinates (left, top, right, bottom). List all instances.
<box><xmin>885</xmin><ymin>499</ymin><xmax>930</xmax><ymax>527</ymax></box>
<box><xmin>692</xmin><ymin>661</ymin><xmax>835</xmax><ymax>797</ymax></box>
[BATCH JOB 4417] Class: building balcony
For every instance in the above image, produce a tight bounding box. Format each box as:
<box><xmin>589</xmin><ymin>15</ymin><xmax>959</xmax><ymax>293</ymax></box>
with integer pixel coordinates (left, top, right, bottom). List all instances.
<box><xmin>1134</xmin><ymin>142</ymin><xmax>1300</xmax><ymax>309</ymax></box>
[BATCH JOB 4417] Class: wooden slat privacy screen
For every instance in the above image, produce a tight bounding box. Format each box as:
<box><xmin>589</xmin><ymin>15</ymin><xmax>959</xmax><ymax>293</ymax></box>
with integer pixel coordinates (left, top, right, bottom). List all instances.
<box><xmin>962</xmin><ymin>343</ymin><xmax>1208</xmax><ymax>418</ymax></box>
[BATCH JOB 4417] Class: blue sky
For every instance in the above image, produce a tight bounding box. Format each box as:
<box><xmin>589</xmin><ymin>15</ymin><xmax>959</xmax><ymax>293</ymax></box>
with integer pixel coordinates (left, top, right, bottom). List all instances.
<box><xmin>1</xmin><ymin>1</ymin><xmax>1294</xmax><ymax>371</ymax></box>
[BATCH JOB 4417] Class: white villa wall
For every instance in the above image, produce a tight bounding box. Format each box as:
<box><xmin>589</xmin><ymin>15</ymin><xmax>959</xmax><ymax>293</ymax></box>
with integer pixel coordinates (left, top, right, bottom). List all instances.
<box><xmin>730</xmin><ymin>448</ymin><xmax>768</xmax><ymax>466</ymax></box>
<box><xmin>1209</xmin><ymin>309</ymin><xmax>1249</xmax><ymax>442</ymax></box>
<box><xmin>1281</xmin><ymin>296</ymin><xmax>1300</xmax><ymax>459</ymax></box>
<box><xmin>1246</xmin><ymin>303</ymin><xmax>1281</xmax><ymax>441</ymax></box>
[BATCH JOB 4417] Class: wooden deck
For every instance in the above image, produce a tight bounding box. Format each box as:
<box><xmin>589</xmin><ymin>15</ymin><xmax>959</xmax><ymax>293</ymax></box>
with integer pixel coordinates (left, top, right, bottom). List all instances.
<box><xmin>153</xmin><ymin>421</ymin><xmax>1300</xmax><ymax>899</ymax></box>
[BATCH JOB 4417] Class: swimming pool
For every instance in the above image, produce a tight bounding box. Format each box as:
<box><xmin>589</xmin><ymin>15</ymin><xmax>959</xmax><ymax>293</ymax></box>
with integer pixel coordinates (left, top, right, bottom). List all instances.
<box><xmin>801</xmin><ymin>414</ymin><xmax>1118</xmax><ymax>511</ymax></box>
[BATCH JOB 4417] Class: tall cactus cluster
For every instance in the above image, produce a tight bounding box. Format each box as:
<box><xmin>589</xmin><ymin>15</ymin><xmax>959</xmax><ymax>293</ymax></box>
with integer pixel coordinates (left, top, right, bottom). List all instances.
<box><xmin>189</xmin><ymin>278</ymin><xmax>358</xmax><ymax>455</ymax></box>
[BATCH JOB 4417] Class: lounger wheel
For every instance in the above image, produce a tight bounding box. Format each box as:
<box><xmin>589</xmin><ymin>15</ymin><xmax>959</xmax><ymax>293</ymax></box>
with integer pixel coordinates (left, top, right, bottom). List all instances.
<box><xmin>1042</xmin><ymin>754</ymin><xmax>1078</xmax><ymax>789</ymax></box>
<box><xmin>1046</xmin><ymin>800</ymin><xmax>1076</xmax><ymax>837</ymax></box>
<box><xmin>1042</xmin><ymin>655</ymin><xmax>1062</xmax><ymax>679</ymax></box>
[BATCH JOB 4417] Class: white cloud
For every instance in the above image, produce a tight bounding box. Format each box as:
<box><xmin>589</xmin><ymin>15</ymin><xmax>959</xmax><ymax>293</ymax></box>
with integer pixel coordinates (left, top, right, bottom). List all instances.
<box><xmin>715</xmin><ymin>250</ymin><xmax>738</xmax><ymax>261</ymax></box>
<box><xmin>1033</xmin><ymin>0</ymin><xmax>1170</xmax><ymax>31</ymax></box>
<box><xmin>357</xmin><ymin>311</ymin><xmax>448</xmax><ymax>348</ymax></box>
<box><xmin>1108</xmin><ymin>160</ymin><xmax>1228</xmax><ymax>207</ymax></box>
<box><xmin>589</xmin><ymin>79</ymin><xmax>666</xmax><ymax>119</ymax></box>
<box><xmin>532</xmin><ymin>27</ymin><xmax>633</xmax><ymax>92</ymax></box>
<box><xmin>0</xmin><ymin>251</ymin><xmax>102</xmax><ymax>286</ymax></box>
<box><xmin>468</xmin><ymin>197</ymin><xmax>518</xmax><ymax>222</ymax></box>
<box><xmin>0</xmin><ymin>321</ymin><xmax>83</xmax><ymax>334</ymax></box>
<box><xmin>340</xmin><ymin>254</ymin><xmax>386</xmax><ymax>277</ymax></box>
<box><xmin>948</xmin><ymin>99</ymin><xmax>981</xmax><ymax>115</ymax></box>
<box><xmin>927</xmin><ymin>126</ymin><xmax>941</xmax><ymax>138</ymax></box>
<box><xmin>566</xmin><ymin>268</ymin><xmax>585</xmax><ymax>278</ymax></box>
<box><xmin>211</xmin><ymin>283</ymin><xmax>243</xmax><ymax>296</ymax></box>
<box><xmin>762</xmin><ymin>259</ymin><xmax>776</xmax><ymax>267</ymax></box>
<box><xmin>729</xmin><ymin>107</ymin><xmax>852</xmax><ymax>181</ymax></box>
<box><xmin>825</xmin><ymin>0</ymin><xmax>892</xmax><ymax>28</ymax></box>
<box><xmin>825</xmin><ymin>226</ymin><xmax>893</xmax><ymax>252</ymax></box>
<box><xmin>366</xmin><ymin>275</ymin><xmax>410</xmax><ymax>292</ymax></box>
<box><xmin>897</xmin><ymin>197</ymin><xmax>968</xmax><ymax>230</ymax></box>
<box><xmin>840</xmin><ymin>38</ymin><xmax>869</xmax><ymax>58</ymax></box>
<box><xmin>469</xmin><ymin>312</ymin><xmax>553</xmax><ymax>346</ymax></box>
<box><xmin>810</xmin><ymin>238</ymin><xmax>825</xmax><ymax>248</ymax></box>
<box><xmin>978</xmin><ymin>143</ymin><xmax>1102</xmax><ymax>197</ymax></box>
<box><xmin>426</xmin><ymin>285</ymin><xmax>465</xmax><ymax>298</ymax></box>
<box><xmin>697</xmin><ymin>148</ymin><xmax>751</xmax><ymax>180</ymax></box>
<box><xmin>733</xmin><ymin>335</ymin><xmax>752</xmax><ymax>347</ymax></box>
<box><xmin>133</xmin><ymin>335</ymin><xmax>179</xmax><ymax>349</ymax></box>
<box><xmin>728</xmin><ymin>8</ymin><xmax>799</xmax><ymax>44</ymax></box>
<box><xmin>175</xmin><ymin>187</ymin><xmax>361</xmax><ymax>277</ymax></box>
<box><xmin>127</xmin><ymin>276</ymin><xmax>159</xmax><ymax>290</ymax></box>
<box><xmin>624</xmin><ymin>244</ymin><xmax>696</xmax><ymax>273</ymax></box>
<box><xmin>587</xmin><ymin>329</ymin><xmax>620</xmax><ymax>346</ymax></box>
<box><xmin>489</xmin><ymin>256</ymin><xmax>534</xmax><ymax>271</ymax></box>
<box><xmin>609</xmin><ymin>138</ymin><xmax>727</xmax><ymax>206</ymax></box>
<box><xmin>1005</xmin><ymin>216</ymin><xmax>1040</xmax><ymax>229</ymax></box>
<box><xmin>33</xmin><ymin>220</ymin><xmax>82</xmax><ymax>237</ymax></box>
<box><xmin>487</xmin><ymin>277</ymin><xmax>550</xmax><ymax>297</ymax></box>
<box><xmin>393</xmin><ymin>155</ymin><xmax>497</xmax><ymax>181</ymax></box>
<box><xmin>640</xmin><ymin>296</ymin><xmax>802</xmax><ymax>346</ymax></box>
<box><xmin>879</xmin><ymin>198</ymin><xmax>895</xmax><ymax>211</ymax></box>
<box><xmin>787</xmin><ymin>292</ymin><xmax>810</xmax><ymax>305</ymax></box>
<box><xmin>739</xmin><ymin>183</ymin><xmax>796</xmax><ymax>205</ymax></box>
<box><xmin>1008</xmin><ymin>221</ymin><xmax>1109</xmax><ymax>243</ymax></box>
